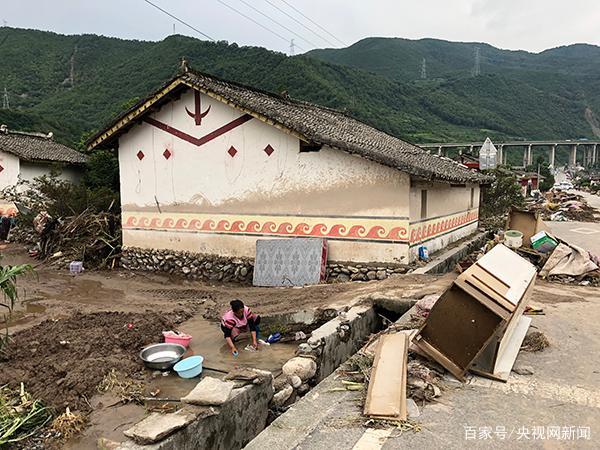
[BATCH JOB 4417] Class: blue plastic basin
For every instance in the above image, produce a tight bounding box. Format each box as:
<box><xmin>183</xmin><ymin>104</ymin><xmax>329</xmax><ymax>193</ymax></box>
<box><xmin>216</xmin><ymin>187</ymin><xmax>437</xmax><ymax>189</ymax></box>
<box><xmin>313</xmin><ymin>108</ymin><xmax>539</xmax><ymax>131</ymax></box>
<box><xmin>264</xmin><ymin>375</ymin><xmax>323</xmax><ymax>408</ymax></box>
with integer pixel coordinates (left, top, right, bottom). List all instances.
<box><xmin>173</xmin><ymin>355</ymin><xmax>204</xmax><ymax>378</ymax></box>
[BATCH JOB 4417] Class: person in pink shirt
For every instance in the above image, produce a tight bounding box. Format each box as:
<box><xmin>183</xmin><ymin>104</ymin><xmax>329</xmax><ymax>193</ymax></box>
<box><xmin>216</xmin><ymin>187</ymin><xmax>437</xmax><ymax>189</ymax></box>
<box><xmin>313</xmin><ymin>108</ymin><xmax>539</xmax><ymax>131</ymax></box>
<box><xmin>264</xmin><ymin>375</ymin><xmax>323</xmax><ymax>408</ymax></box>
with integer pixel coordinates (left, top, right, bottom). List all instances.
<box><xmin>221</xmin><ymin>299</ymin><xmax>261</xmax><ymax>356</ymax></box>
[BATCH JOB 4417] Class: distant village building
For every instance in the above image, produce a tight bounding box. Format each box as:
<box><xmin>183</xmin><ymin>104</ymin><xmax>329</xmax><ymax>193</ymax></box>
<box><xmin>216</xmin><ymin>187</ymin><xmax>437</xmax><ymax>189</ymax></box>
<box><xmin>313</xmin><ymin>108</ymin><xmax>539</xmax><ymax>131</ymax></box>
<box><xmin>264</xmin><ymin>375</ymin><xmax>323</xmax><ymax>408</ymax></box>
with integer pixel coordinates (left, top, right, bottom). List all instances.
<box><xmin>0</xmin><ymin>126</ymin><xmax>87</xmax><ymax>215</ymax></box>
<box><xmin>88</xmin><ymin>68</ymin><xmax>489</xmax><ymax>263</ymax></box>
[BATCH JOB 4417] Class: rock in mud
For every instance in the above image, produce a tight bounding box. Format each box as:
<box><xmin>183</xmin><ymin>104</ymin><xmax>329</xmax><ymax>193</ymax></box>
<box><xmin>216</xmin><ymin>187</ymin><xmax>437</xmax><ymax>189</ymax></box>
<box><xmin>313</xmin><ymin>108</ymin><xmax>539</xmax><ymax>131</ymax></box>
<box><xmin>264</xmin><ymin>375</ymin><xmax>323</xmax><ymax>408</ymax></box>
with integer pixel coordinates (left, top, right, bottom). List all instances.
<box><xmin>288</xmin><ymin>375</ymin><xmax>302</xmax><ymax>388</ymax></box>
<box><xmin>282</xmin><ymin>357</ymin><xmax>317</xmax><ymax>382</ymax></box>
<box><xmin>512</xmin><ymin>364</ymin><xmax>534</xmax><ymax>375</ymax></box>
<box><xmin>272</xmin><ymin>385</ymin><xmax>293</xmax><ymax>407</ymax></box>
<box><xmin>181</xmin><ymin>377</ymin><xmax>235</xmax><ymax>406</ymax></box>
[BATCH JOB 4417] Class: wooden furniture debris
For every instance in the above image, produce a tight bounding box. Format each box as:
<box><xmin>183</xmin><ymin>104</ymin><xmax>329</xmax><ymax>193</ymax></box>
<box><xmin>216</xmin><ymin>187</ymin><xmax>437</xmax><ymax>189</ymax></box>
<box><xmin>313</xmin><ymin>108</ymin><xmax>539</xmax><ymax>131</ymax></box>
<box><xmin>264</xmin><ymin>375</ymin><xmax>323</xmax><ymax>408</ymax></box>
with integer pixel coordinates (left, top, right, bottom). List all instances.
<box><xmin>364</xmin><ymin>332</ymin><xmax>408</xmax><ymax>420</ymax></box>
<box><xmin>414</xmin><ymin>244</ymin><xmax>537</xmax><ymax>382</ymax></box>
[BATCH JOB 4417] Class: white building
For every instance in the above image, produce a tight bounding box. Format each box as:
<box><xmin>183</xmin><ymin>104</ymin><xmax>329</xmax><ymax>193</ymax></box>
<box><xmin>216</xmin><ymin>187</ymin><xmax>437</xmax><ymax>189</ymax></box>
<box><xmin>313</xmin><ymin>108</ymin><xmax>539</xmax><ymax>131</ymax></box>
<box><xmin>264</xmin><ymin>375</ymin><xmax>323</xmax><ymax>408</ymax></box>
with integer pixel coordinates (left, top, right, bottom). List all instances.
<box><xmin>88</xmin><ymin>67</ymin><xmax>489</xmax><ymax>264</ymax></box>
<box><xmin>0</xmin><ymin>126</ymin><xmax>87</xmax><ymax>216</ymax></box>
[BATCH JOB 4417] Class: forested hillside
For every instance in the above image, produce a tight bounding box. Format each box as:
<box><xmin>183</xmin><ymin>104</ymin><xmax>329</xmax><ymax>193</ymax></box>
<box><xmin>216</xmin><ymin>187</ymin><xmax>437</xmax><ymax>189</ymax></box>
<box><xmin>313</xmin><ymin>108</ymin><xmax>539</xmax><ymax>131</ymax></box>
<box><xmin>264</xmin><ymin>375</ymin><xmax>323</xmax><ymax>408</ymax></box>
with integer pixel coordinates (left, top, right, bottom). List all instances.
<box><xmin>1</xmin><ymin>27</ymin><xmax>599</xmax><ymax>161</ymax></box>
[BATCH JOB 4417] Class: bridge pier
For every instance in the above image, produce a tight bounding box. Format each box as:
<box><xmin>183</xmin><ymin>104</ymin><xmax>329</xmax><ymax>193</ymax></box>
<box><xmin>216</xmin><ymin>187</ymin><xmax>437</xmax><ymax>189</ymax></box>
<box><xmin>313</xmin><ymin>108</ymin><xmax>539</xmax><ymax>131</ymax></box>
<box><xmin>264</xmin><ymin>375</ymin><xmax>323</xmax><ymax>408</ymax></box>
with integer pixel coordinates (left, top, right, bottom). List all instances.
<box><xmin>497</xmin><ymin>145</ymin><xmax>503</xmax><ymax>166</ymax></box>
<box><xmin>594</xmin><ymin>144</ymin><xmax>598</xmax><ymax>166</ymax></box>
<box><xmin>570</xmin><ymin>144</ymin><xmax>577</xmax><ymax>167</ymax></box>
<box><xmin>523</xmin><ymin>147</ymin><xmax>528</xmax><ymax>167</ymax></box>
<box><xmin>437</xmin><ymin>145</ymin><xmax>442</xmax><ymax>156</ymax></box>
<box><xmin>549</xmin><ymin>144</ymin><xmax>556</xmax><ymax>168</ymax></box>
<box><xmin>527</xmin><ymin>144</ymin><xmax>533</xmax><ymax>166</ymax></box>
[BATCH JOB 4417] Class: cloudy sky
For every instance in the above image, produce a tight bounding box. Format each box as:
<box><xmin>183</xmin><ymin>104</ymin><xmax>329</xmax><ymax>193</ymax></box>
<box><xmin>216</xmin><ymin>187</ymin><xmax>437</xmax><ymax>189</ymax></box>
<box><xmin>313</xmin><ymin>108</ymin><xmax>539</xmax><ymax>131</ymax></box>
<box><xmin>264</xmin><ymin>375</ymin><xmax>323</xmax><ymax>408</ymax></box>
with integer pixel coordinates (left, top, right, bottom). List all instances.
<box><xmin>3</xmin><ymin>0</ymin><xmax>600</xmax><ymax>54</ymax></box>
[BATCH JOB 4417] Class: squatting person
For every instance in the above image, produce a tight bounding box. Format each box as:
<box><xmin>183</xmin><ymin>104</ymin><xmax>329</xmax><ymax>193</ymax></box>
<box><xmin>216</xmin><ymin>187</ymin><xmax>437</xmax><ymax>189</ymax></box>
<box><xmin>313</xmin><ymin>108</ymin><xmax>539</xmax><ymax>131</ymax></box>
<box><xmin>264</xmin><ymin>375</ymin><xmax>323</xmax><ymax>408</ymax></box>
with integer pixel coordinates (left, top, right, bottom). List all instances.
<box><xmin>221</xmin><ymin>299</ymin><xmax>260</xmax><ymax>356</ymax></box>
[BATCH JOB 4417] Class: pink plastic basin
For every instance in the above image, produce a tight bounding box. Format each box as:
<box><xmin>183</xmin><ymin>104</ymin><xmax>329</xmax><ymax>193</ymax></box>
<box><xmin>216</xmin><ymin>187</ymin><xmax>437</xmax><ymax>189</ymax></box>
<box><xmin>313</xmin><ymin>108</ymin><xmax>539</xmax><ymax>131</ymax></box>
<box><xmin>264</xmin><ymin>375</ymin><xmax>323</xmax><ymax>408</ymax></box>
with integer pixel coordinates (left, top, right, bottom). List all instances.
<box><xmin>162</xmin><ymin>331</ymin><xmax>192</xmax><ymax>348</ymax></box>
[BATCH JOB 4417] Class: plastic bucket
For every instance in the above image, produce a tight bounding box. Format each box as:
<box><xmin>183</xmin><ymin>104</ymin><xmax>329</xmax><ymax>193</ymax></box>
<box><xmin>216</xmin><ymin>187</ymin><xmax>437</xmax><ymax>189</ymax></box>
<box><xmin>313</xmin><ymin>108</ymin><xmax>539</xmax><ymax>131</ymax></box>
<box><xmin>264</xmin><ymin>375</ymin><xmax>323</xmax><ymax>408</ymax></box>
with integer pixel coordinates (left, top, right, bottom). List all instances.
<box><xmin>505</xmin><ymin>230</ymin><xmax>523</xmax><ymax>249</ymax></box>
<box><xmin>174</xmin><ymin>355</ymin><xmax>204</xmax><ymax>378</ymax></box>
<box><xmin>162</xmin><ymin>331</ymin><xmax>192</xmax><ymax>348</ymax></box>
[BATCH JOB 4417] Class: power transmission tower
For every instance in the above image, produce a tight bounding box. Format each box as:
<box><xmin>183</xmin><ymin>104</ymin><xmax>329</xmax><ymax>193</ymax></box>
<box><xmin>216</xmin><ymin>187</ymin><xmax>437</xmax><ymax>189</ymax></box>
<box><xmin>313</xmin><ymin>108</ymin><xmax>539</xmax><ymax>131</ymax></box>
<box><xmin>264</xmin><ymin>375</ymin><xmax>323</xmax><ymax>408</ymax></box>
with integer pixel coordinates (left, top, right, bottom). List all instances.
<box><xmin>290</xmin><ymin>39</ymin><xmax>295</xmax><ymax>55</ymax></box>
<box><xmin>2</xmin><ymin>87</ymin><xmax>9</xmax><ymax>110</ymax></box>
<box><xmin>421</xmin><ymin>58</ymin><xmax>427</xmax><ymax>80</ymax></box>
<box><xmin>473</xmin><ymin>47</ymin><xmax>481</xmax><ymax>76</ymax></box>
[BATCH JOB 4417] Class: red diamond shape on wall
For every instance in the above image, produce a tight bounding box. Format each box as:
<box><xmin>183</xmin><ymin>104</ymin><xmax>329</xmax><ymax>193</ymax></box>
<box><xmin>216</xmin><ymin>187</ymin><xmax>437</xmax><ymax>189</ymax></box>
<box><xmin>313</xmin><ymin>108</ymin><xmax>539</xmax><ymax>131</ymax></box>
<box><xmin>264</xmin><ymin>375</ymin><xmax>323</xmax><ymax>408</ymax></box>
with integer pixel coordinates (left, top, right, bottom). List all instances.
<box><xmin>136</xmin><ymin>150</ymin><xmax>145</xmax><ymax>160</ymax></box>
<box><xmin>0</xmin><ymin>164</ymin><xmax>4</xmax><ymax>173</ymax></box>
<box><xmin>263</xmin><ymin>144</ymin><xmax>274</xmax><ymax>156</ymax></box>
<box><xmin>163</xmin><ymin>149</ymin><xmax>172</xmax><ymax>160</ymax></box>
<box><xmin>228</xmin><ymin>146</ymin><xmax>238</xmax><ymax>158</ymax></box>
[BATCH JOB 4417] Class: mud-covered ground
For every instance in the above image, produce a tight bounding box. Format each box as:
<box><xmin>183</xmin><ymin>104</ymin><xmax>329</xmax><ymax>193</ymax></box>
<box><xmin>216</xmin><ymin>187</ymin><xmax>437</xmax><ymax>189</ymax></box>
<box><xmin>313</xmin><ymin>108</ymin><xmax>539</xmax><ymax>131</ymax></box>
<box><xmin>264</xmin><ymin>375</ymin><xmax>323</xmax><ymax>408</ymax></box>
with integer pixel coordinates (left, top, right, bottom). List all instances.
<box><xmin>1</xmin><ymin>243</ymin><xmax>449</xmax><ymax>416</ymax></box>
<box><xmin>0</xmin><ymin>310</ymin><xmax>191</xmax><ymax>412</ymax></box>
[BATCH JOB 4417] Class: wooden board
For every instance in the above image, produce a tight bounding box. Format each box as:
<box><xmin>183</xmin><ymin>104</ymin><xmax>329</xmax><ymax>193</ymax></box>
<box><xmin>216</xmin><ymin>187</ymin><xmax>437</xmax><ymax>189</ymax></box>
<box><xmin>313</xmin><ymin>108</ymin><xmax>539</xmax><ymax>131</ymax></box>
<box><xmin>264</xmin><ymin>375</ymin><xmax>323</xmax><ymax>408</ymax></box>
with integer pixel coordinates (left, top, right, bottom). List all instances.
<box><xmin>470</xmin><ymin>315</ymin><xmax>531</xmax><ymax>382</ymax></box>
<box><xmin>364</xmin><ymin>333</ymin><xmax>408</xmax><ymax>420</ymax></box>
<box><xmin>474</xmin><ymin>244</ymin><xmax>537</xmax><ymax>306</ymax></box>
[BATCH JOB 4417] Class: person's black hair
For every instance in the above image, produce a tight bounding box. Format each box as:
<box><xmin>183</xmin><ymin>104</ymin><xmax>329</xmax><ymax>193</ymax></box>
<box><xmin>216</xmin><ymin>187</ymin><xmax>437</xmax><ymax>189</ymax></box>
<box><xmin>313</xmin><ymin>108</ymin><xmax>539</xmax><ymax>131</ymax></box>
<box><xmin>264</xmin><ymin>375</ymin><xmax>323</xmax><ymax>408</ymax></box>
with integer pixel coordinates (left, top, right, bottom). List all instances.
<box><xmin>230</xmin><ymin>299</ymin><xmax>244</xmax><ymax>312</ymax></box>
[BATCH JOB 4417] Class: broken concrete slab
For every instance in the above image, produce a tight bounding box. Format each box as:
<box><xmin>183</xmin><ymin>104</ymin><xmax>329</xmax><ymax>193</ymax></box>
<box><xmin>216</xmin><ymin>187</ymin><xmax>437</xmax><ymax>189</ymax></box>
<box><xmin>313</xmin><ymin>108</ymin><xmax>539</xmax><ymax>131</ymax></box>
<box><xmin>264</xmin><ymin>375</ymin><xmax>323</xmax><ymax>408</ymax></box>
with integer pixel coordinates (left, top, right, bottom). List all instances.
<box><xmin>180</xmin><ymin>377</ymin><xmax>235</xmax><ymax>406</ymax></box>
<box><xmin>124</xmin><ymin>408</ymin><xmax>198</xmax><ymax>444</ymax></box>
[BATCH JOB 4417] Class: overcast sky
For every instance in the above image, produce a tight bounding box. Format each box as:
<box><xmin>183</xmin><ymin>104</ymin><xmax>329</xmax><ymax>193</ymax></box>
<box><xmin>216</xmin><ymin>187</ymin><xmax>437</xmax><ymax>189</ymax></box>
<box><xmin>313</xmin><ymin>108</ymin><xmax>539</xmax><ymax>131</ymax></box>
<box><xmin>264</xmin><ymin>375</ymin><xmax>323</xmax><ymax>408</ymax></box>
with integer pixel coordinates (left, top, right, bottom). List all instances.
<box><xmin>3</xmin><ymin>0</ymin><xmax>600</xmax><ymax>54</ymax></box>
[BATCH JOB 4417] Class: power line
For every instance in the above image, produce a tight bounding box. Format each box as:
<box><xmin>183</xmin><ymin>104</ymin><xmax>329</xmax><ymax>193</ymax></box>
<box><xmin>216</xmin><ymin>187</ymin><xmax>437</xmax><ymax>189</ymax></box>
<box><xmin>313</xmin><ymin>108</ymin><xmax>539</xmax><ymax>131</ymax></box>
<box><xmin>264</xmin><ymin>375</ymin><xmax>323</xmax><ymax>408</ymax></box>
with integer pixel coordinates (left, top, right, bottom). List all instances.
<box><xmin>279</xmin><ymin>0</ymin><xmax>345</xmax><ymax>46</ymax></box>
<box><xmin>237</xmin><ymin>0</ymin><xmax>318</xmax><ymax>48</ymax></box>
<box><xmin>142</xmin><ymin>0</ymin><xmax>216</xmax><ymax>41</ymax></box>
<box><xmin>263</xmin><ymin>0</ymin><xmax>337</xmax><ymax>47</ymax></box>
<box><xmin>215</xmin><ymin>0</ymin><xmax>304</xmax><ymax>51</ymax></box>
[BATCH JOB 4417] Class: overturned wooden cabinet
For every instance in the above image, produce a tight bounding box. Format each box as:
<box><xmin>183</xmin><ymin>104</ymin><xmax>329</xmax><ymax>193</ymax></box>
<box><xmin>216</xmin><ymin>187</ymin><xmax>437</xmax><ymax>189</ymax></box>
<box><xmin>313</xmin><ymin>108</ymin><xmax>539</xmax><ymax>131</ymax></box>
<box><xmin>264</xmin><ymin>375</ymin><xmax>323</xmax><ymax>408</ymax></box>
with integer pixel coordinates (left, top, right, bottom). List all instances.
<box><xmin>414</xmin><ymin>244</ymin><xmax>536</xmax><ymax>381</ymax></box>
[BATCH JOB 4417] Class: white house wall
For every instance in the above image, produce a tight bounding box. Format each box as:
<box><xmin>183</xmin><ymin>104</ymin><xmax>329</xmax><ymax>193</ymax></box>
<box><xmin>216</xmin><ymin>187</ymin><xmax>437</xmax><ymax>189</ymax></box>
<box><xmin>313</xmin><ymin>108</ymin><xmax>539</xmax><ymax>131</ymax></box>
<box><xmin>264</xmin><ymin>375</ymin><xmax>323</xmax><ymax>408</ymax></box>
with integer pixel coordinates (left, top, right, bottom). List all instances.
<box><xmin>19</xmin><ymin>161</ymin><xmax>83</xmax><ymax>184</ymax></box>
<box><xmin>0</xmin><ymin>150</ymin><xmax>20</xmax><ymax>190</ymax></box>
<box><xmin>119</xmin><ymin>88</ymin><xmax>412</xmax><ymax>263</ymax></box>
<box><xmin>408</xmin><ymin>181</ymin><xmax>480</xmax><ymax>259</ymax></box>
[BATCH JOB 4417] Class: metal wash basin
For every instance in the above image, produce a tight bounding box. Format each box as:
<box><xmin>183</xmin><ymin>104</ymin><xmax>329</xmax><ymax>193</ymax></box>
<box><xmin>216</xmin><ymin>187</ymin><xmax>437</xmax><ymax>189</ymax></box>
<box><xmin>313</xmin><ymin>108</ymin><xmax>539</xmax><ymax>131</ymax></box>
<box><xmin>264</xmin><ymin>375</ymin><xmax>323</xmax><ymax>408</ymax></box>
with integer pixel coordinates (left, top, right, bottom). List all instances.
<box><xmin>139</xmin><ymin>343</ymin><xmax>186</xmax><ymax>370</ymax></box>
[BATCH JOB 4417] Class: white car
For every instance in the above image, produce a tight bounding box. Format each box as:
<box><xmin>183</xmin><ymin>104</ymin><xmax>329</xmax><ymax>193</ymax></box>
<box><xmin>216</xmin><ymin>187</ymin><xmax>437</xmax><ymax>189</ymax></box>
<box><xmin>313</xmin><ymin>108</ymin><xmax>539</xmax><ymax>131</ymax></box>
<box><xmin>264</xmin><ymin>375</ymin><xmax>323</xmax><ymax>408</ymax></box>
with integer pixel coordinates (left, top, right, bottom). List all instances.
<box><xmin>558</xmin><ymin>181</ymin><xmax>574</xmax><ymax>190</ymax></box>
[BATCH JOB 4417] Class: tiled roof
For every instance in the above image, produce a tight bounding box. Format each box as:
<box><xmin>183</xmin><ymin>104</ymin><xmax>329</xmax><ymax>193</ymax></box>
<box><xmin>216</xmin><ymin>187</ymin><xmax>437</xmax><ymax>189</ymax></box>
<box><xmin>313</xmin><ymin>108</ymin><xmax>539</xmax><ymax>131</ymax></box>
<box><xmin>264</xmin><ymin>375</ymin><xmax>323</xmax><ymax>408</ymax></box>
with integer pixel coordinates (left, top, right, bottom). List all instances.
<box><xmin>89</xmin><ymin>68</ymin><xmax>489</xmax><ymax>184</ymax></box>
<box><xmin>0</xmin><ymin>128</ymin><xmax>87</xmax><ymax>164</ymax></box>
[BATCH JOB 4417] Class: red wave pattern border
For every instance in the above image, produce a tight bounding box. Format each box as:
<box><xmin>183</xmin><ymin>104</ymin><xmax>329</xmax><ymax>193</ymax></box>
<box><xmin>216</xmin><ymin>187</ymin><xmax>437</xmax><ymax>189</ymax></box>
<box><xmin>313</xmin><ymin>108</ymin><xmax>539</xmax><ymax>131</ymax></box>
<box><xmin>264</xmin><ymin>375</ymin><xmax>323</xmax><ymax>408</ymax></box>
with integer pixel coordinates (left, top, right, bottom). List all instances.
<box><xmin>409</xmin><ymin>210</ymin><xmax>478</xmax><ymax>244</ymax></box>
<box><xmin>123</xmin><ymin>215</ymin><xmax>410</xmax><ymax>242</ymax></box>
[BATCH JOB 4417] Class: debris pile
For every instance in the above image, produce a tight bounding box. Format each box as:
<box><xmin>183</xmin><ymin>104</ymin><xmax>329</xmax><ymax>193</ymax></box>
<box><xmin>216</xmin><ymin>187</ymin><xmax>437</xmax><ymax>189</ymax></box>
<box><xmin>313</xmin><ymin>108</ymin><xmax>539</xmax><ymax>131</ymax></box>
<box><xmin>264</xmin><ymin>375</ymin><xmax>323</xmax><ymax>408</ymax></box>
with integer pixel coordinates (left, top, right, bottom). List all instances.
<box><xmin>462</xmin><ymin>209</ymin><xmax>600</xmax><ymax>286</ymax></box>
<box><xmin>32</xmin><ymin>209</ymin><xmax>121</xmax><ymax>269</ymax></box>
<box><xmin>526</xmin><ymin>189</ymin><xmax>598</xmax><ymax>222</ymax></box>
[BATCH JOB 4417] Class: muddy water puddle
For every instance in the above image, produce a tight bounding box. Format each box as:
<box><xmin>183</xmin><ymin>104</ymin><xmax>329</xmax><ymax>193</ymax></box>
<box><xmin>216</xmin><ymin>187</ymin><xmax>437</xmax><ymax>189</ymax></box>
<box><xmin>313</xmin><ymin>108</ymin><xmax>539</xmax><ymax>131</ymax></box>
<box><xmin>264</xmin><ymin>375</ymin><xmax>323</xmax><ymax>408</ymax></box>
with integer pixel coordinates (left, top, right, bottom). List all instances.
<box><xmin>67</xmin><ymin>314</ymin><xmax>297</xmax><ymax>449</ymax></box>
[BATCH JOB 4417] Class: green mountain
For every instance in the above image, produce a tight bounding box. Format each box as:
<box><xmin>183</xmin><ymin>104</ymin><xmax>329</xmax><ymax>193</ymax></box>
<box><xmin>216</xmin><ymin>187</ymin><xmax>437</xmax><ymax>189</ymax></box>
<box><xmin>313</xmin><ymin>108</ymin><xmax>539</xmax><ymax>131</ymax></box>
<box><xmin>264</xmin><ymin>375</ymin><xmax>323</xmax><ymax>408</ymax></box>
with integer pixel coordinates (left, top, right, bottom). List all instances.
<box><xmin>1</xmin><ymin>28</ymin><xmax>599</xmax><ymax>164</ymax></box>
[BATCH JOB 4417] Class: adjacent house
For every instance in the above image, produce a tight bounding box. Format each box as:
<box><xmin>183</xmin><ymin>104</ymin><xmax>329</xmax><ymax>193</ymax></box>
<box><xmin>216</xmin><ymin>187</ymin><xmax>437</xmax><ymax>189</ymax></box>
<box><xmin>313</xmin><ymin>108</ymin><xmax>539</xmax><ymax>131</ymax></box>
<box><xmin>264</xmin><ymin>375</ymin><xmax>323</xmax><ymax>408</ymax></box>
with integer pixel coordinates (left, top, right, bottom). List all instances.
<box><xmin>0</xmin><ymin>126</ymin><xmax>88</xmax><ymax>215</ymax></box>
<box><xmin>88</xmin><ymin>67</ymin><xmax>489</xmax><ymax>263</ymax></box>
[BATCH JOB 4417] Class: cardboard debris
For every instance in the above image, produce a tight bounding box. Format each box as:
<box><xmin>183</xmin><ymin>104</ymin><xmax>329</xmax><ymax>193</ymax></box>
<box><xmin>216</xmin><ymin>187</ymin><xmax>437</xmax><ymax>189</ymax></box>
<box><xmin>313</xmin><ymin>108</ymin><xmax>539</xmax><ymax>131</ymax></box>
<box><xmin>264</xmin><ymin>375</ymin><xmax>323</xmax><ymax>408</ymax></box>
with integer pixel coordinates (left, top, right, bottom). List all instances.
<box><xmin>364</xmin><ymin>332</ymin><xmax>408</xmax><ymax>420</ymax></box>
<box><xmin>415</xmin><ymin>244</ymin><xmax>536</xmax><ymax>382</ymax></box>
<box><xmin>505</xmin><ymin>208</ymin><xmax>548</xmax><ymax>248</ymax></box>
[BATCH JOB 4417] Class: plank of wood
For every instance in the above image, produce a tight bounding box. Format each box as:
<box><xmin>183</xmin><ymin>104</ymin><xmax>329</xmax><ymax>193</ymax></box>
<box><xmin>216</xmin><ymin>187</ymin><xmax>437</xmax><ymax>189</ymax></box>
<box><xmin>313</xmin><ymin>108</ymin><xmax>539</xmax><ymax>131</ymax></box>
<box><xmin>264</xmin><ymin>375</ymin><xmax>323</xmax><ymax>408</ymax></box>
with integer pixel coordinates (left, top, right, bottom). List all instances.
<box><xmin>470</xmin><ymin>315</ymin><xmax>531</xmax><ymax>382</ymax></box>
<box><xmin>364</xmin><ymin>333</ymin><xmax>408</xmax><ymax>420</ymax></box>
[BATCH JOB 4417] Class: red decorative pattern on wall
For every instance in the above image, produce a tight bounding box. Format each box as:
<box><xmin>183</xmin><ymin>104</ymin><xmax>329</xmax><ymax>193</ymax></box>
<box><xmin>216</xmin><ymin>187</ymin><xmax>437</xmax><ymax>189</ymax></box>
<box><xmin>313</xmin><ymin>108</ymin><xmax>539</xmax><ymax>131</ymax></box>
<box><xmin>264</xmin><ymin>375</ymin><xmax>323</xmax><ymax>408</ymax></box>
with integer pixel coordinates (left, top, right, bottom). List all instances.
<box><xmin>409</xmin><ymin>210</ymin><xmax>479</xmax><ymax>244</ymax></box>
<box><xmin>123</xmin><ymin>215</ymin><xmax>410</xmax><ymax>243</ymax></box>
<box><xmin>136</xmin><ymin>150</ymin><xmax>145</xmax><ymax>160</ymax></box>
<box><xmin>163</xmin><ymin>149</ymin><xmax>172</xmax><ymax>160</ymax></box>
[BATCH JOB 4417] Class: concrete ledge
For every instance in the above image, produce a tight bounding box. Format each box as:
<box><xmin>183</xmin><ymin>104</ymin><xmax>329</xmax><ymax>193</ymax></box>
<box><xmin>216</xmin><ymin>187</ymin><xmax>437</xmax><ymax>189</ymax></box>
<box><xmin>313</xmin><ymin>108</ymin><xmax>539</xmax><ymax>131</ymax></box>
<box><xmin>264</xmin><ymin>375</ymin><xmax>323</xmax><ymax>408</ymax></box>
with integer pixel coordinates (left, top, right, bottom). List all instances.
<box><xmin>117</xmin><ymin>378</ymin><xmax>273</xmax><ymax>450</ymax></box>
<box><xmin>412</xmin><ymin>231</ymin><xmax>488</xmax><ymax>275</ymax></box>
<box><xmin>308</xmin><ymin>305</ymin><xmax>380</xmax><ymax>382</ymax></box>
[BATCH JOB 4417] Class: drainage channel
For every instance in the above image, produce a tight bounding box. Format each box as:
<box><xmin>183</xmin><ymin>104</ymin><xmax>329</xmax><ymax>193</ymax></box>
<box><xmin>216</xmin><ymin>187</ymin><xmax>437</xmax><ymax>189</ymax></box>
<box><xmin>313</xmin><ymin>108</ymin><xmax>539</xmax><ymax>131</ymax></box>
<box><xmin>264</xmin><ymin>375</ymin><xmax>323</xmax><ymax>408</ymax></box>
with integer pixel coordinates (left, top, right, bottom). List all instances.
<box><xmin>109</xmin><ymin>302</ymin><xmax>410</xmax><ymax>449</ymax></box>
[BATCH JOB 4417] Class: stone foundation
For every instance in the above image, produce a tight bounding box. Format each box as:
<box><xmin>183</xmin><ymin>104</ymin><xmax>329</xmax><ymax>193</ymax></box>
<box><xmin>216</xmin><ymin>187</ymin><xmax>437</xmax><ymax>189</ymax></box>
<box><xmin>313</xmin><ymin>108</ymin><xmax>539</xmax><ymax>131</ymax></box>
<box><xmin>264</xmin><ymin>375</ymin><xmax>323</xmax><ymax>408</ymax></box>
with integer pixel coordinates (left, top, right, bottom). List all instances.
<box><xmin>121</xmin><ymin>248</ymin><xmax>411</xmax><ymax>284</ymax></box>
<box><xmin>120</xmin><ymin>247</ymin><xmax>254</xmax><ymax>283</ymax></box>
<box><xmin>326</xmin><ymin>262</ymin><xmax>409</xmax><ymax>282</ymax></box>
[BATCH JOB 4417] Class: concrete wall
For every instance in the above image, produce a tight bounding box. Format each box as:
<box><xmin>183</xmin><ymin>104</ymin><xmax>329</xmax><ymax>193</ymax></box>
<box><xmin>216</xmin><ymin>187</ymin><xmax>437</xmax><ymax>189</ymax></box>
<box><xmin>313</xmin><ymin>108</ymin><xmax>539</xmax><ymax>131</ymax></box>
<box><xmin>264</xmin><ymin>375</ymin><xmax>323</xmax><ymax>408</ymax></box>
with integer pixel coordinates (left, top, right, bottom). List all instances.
<box><xmin>0</xmin><ymin>150</ymin><xmax>19</xmax><ymax>190</ymax></box>
<box><xmin>19</xmin><ymin>161</ymin><xmax>83</xmax><ymax>184</ymax></box>
<box><xmin>408</xmin><ymin>181</ymin><xmax>480</xmax><ymax>258</ymax></box>
<box><xmin>119</xmin><ymin>88</ymin><xmax>411</xmax><ymax>263</ymax></box>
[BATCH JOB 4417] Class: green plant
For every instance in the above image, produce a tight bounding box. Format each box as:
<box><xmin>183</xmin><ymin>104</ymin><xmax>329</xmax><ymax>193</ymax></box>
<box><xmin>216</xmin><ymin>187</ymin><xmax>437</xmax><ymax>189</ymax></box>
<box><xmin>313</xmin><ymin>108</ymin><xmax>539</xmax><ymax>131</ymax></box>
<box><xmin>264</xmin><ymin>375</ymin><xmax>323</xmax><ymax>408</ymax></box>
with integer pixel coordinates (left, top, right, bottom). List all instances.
<box><xmin>0</xmin><ymin>383</ymin><xmax>52</xmax><ymax>446</ymax></box>
<box><xmin>479</xmin><ymin>167</ymin><xmax>524</xmax><ymax>229</ymax></box>
<box><xmin>0</xmin><ymin>261</ymin><xmax>33</xmax><ymax>354</ymax></box>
